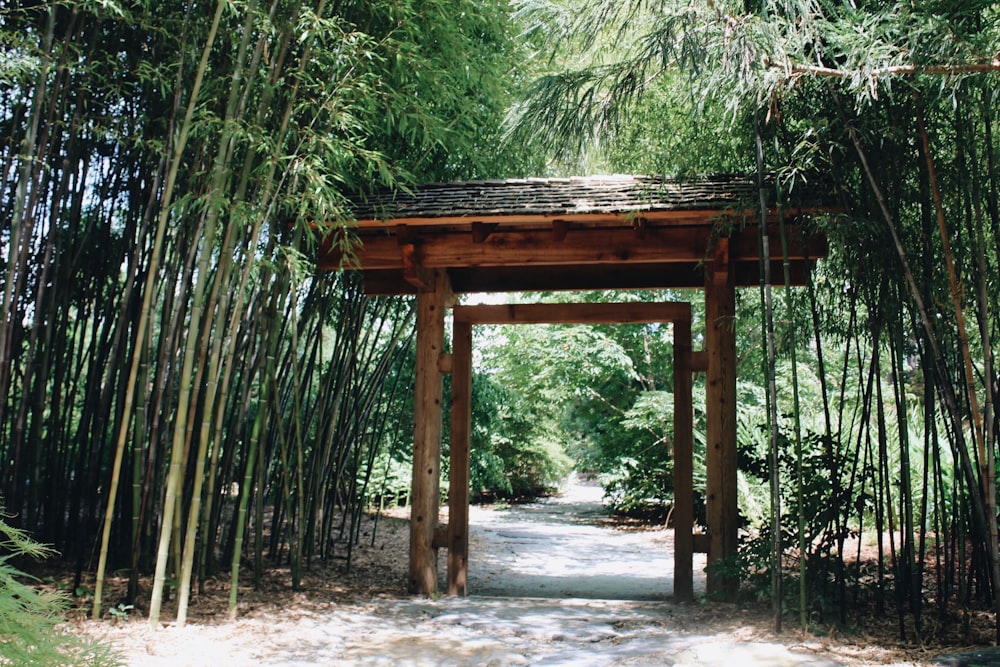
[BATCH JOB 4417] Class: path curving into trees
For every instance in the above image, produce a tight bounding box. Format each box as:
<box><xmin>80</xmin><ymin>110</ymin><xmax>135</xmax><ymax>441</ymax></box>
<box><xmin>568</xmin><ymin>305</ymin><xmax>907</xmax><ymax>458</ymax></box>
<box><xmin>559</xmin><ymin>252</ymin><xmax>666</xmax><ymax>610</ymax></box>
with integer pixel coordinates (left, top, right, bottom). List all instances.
<box><xmin>468</xmin><ymin>479</ymin><xmax>705</xmax><ymax>601</ymax></box>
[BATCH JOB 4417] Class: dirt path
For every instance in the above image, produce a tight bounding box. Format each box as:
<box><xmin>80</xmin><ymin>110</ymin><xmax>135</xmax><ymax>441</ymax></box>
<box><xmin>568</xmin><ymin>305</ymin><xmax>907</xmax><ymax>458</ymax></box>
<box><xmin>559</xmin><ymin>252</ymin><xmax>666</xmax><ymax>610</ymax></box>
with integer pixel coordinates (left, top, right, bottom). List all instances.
<box><xmin>74</xmin><ymin>481</ymin><xmax>934</xmax><ymax>666</ymax></box>
<box><xmin>468</xmin><ymin>480</ymin><xmax>704</xmax><ymax>600</ymax></box>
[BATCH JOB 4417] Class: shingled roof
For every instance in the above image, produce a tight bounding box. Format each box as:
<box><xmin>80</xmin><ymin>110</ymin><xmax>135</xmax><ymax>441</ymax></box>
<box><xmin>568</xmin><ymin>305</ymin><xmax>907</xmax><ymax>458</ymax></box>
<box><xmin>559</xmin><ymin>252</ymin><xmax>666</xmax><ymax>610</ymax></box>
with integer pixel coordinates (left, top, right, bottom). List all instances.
<box><xmin>328</xmin><ymin>173</ymin><xmax>833</xmax><ymax>294</ymax></box>
<box><xmin>349</xmin><ymin>174</ymin><xmax>774</xmax><ymax>222</ymax></box>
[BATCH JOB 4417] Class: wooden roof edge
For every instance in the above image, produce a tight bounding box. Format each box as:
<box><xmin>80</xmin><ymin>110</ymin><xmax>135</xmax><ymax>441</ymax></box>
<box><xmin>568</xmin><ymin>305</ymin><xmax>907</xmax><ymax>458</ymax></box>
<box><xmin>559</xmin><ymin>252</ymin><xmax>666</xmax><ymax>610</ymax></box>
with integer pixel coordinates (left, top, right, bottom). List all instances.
<box><xmin>348</xmin><ymin>205</ymin><xmax>840</xmax><ymax>229</ymax></box>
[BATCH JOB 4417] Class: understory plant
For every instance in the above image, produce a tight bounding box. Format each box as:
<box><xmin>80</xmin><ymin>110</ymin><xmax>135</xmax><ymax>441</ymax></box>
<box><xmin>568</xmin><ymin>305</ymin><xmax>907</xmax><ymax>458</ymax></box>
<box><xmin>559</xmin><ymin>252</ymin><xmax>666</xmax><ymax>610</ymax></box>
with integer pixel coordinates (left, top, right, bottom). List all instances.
<box><xmin>0</xmin><ymin>508</ymin><xmax>119</xmax><ymax>665</ymax></box>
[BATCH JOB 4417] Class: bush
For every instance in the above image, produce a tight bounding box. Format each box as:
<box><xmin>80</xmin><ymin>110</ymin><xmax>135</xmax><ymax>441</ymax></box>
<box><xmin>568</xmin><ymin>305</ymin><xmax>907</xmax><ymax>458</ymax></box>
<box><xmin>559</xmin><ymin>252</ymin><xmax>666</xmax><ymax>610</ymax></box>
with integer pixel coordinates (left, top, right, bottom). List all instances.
<box><xmin>469</xmin><ymin>373</ymin><xmax>571</xmax><ymax>501</ymax></box>
<box><xmin>0</xmin><ymin>509</ymin><xmax>120</xmax><ymax>666</ymax></box>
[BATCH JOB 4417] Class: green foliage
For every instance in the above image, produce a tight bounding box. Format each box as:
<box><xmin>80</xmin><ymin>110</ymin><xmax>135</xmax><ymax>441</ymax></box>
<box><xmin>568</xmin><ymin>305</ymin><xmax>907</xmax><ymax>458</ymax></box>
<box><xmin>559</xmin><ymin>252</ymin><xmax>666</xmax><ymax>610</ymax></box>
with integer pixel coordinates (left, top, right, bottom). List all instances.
<box><xmin>601</xmin><ymin>72</ymin><xmax>757</xmax><ymax>175</ymax></box>
<box><xmin>365</xmin><ymin>450</ymin><xmax>413</xmax><ymax>508</ymax></box>
<box><xmin>469</xmin><ymin>370</ymin><xmax>572</xmax><ymax>500</ymax></box>
<box><xmin>735</xmin><ymin>419</ymin><xmax>892</xmax><ymax>622</ymax></box>
<box><xmin>107</xmin><ymin>603</ymin><xmax>133</xmax><ymax>624</ymax></box>
<box><xmin>0</xmin><ymin>511</ymin><xmax>120</xmax><ymax>666</ymax></box>
<box><xmin>600</xmin><ymin>391</ymin><xmax>676</xmax><ymax>518</ymax></box>
<box><xmin>472</xmin><ymin>293</ymin><xmax>705</xmax><ymax>513</ymax></box>
<box><xmin>513</xmin><ymin>0</ymin><xmax>1000</xmax><ymax>143</ymax></box>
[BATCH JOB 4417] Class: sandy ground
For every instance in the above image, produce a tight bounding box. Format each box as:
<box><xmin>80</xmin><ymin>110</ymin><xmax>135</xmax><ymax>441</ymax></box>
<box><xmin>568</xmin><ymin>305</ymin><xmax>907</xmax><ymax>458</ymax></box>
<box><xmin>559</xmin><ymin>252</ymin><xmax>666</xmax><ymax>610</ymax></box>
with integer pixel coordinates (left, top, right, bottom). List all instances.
<box><xmin>70</xmin><ymin>481</ymin><xmax>946</xmax><ymax>666</ymax></box>
<box><xmin>468</xmin><ymin>481</ymin><xmax>702</xmax><ymax>600</ymax></box>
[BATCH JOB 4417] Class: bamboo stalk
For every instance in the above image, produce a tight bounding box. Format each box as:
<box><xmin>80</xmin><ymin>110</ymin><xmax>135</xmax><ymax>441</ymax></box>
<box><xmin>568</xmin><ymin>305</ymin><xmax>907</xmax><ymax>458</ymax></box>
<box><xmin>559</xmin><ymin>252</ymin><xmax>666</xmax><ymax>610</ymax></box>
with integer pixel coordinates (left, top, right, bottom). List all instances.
<box><xmin>175</xmin><ymin>0</ymin><xmax>262</xmax><ymax>625</ymax></box>
<box><xmin>775</xmin><ymin>186</ymin><xmax>806</xmax><ymax>633</ymax></box>
<box><xmin>914</xmin><ymin>99</ymin><xmax>986</xmax><ymax>479</ymax></box>
<box><xmin>228</xmin><ymin>301</ymin><xmax>275</xmax><ymax>614</ymax></box>
<box><xmin>92</xmin><ymin>0</ymin><xmax>218</xmax><ymax>619</ymax></box>
<box><xmin>146</xmin><ymin>0</ymin><xmax>228</xmax><ymax>628</ymax></box>
<box><xmin>890</xmin><ymin>321</ymin><xmax>918</xmax><ymax>624</ymax></box>
<box><xmin>0</xmin><ymin>3</ymin><xmax>56</xmax><ymax>452</ymax></box>
<box><xmin>964</xmin><ymin>97</ymin><xmax>1000</xmax><ymax>643</ymax></box>
<box><xmin>755</xmin><ymin>110</ymin><xmax>782</xmax><ymax>633</ymax></box>
<box><xmin>845</xmin><ymin>113</ymin><xmax>993</xmax><ymax>588</ymax></box>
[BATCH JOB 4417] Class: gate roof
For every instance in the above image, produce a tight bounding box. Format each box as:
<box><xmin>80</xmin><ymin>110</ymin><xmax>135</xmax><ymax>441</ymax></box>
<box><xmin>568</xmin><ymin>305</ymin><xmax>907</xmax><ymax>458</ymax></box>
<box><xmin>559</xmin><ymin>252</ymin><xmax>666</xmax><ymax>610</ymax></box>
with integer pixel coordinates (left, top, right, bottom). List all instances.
<box><xmin>319</xmin><ymin>174</ymin><xmax>833</xmax><ymax>294</ymax></box>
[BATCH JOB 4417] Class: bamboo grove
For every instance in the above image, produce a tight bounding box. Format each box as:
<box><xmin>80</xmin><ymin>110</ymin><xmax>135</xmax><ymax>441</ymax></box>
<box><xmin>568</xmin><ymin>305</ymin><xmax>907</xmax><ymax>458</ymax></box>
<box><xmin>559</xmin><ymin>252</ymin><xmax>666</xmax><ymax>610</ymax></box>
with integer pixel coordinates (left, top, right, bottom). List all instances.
<box><xmin>0</xmin><ymin>0</ymin><xmax>534</xmax><ymax>627</ymax></box>
<box><xmin>507</xmin><ymin>0</ymin><xmax>1000</xmax><ymax>641</ymax></box>
<box><xmin>3</xmin><ymin>0</ymin><xmax>1000</xmax><ymax>645</ymax></box>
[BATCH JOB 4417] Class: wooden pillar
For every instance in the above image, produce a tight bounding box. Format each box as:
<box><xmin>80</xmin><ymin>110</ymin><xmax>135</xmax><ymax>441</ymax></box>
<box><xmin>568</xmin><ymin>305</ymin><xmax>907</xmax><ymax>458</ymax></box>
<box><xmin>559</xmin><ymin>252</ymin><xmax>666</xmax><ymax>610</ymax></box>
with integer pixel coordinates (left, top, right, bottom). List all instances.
<box><xmin>447</xmin><ymin>317</ymin><xmax>472</xmax><ymax>595</ymax></box>
<box><xmin>673</xmin><ymin>316</ymin><xmax>694</xmax><ymax>601</ymax></box>
<box><xmin>408</xmin><ymin>269</ymin><xmax>451</xmax><ymax>595</ymax></box>
<box><xmin>705</xmin><ymin>239</ymin><xmax>738</xmax><ymax>599</ymax></box>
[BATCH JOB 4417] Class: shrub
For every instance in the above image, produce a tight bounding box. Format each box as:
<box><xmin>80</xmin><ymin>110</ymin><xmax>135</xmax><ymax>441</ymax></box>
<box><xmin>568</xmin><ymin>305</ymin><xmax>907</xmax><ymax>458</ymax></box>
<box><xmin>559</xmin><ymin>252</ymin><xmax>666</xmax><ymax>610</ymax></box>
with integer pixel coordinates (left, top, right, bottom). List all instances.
<box><xmin>0</xmin><ymin>509</ymin><xmax>120</xmax><ymax>666</ymax></box>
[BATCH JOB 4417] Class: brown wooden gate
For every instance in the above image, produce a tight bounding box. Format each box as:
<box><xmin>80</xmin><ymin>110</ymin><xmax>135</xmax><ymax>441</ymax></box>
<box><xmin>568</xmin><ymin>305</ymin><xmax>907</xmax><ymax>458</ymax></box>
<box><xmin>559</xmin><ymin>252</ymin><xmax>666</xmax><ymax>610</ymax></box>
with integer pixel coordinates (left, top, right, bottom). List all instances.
<box><xmin>445</xmin><ymin>302</ymin><xmax>697</xmax><ymax>599</ymax></box>
<box><xmin>320</xmin><ymin>175</ymin><xmax>831</xmax><ymax>600</ymax></box>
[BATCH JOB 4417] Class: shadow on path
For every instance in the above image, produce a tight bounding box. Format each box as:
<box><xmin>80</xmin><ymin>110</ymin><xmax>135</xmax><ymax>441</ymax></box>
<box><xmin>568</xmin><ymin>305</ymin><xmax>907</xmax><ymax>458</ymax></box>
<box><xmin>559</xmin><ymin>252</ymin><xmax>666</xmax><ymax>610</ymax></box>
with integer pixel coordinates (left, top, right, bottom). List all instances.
<box><xmin>85</xmin><ymin>480</ymin><xmax>870</xmax><ymax>666</ymax></box>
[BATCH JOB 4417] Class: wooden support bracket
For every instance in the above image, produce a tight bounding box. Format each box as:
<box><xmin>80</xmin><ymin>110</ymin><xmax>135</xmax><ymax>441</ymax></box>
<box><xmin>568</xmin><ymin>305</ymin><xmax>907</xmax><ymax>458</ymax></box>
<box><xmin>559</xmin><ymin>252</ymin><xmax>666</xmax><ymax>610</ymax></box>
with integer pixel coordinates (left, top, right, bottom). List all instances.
<box><xmin>691</xmin><ymin>350</ymin><xmax>708</xmax><ymax>373</ymax></box>
<box><xmin>401</xmin><ymin>243</ymin><xmax>433</xmax><ymax>292</ymax></box>
<box><xmin>712</xmin><ymin>238</ymin><xmax>730</xmax><ymax>286</ymax></box>
<box><xmin>432</xmin><ymin>524</ymin><xmax>449</xmax><ymax>550</ymax></box>
<box><xmin>692</xmin><ymin>533</ymin><xmax>711</xmax><ymax>554</ymax></box>
<box><xmin>438</xmin><ymin>353</ymin><xmax>453</xmax><ymax>374</ymax></box>
<box><xmin>552</xmin><ymin>219</ymin><xmax>570</xmax><ymax>241</ymax></box>
<box><xmin>471</xmin><ymin>222</ymin><xmax>498</xmax><ymax>243</ymax></box>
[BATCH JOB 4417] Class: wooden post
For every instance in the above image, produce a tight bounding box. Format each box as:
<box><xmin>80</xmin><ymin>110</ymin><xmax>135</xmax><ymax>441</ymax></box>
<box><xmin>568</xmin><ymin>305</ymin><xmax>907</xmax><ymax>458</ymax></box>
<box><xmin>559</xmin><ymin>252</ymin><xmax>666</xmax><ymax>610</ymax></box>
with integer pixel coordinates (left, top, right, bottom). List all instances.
<box><xmin>448</xmin><ymin>317</ymin><xmax>472</xmax><ymax>595</ymax></box>
<box><xmin>705</xmin><ymin>240</ymin><xmax>738</xmax><ymax>599</ymax></box>
<box><xmin>673</xmin><ymin>317</ymin><xmax>694</xmax><ymax>601</ymax></box>
<box><xmin>408</xmin><ymin>269</ymin><xmax>451</xmax><ymax>595</ymax></box>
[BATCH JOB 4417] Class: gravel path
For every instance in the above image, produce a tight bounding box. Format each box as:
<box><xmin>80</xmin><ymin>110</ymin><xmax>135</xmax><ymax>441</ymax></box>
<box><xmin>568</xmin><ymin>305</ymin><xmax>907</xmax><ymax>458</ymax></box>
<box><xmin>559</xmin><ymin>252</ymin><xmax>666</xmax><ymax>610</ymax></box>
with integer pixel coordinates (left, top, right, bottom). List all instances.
<box><xmin>75</xmin><ymin>480</ymin><xmax>932</xmax><ymax>666</ymax></box>
<box><xmin>468</xmin><ymin>480</ymin><xmax>704</xmax><ymax>600</ymax></box>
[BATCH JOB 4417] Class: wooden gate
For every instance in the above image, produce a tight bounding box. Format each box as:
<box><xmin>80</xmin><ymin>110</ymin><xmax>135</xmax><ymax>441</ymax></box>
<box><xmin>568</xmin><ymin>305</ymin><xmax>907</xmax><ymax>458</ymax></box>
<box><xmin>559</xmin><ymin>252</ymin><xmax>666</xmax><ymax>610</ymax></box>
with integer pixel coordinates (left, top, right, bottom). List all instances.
<box><xmin>444</xmin><ymin>302</ymin><xmax>698</xmax><ymax>600</ymax></box>
<box><xmin>320</xmin><ymin>175</ymin><xmax>830</xmax><ymax>600</ymax></box>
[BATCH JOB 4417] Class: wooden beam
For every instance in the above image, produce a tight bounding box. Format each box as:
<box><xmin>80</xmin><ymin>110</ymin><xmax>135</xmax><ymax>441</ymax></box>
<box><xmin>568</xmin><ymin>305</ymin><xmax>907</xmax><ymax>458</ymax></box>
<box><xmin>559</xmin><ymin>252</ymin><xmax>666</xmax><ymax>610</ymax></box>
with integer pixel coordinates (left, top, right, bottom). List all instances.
<box><xmin>454</xmin><ymin>302</ymin><xmax>692</xmax><ymax>326</ymax></box>
<box><xmin>447</xmin><ymin>318</ymin><xmax>473</xmax><ymax>596</ymax></box>
<box><xmin>673</xmin><ymin>317</ymin><xmax>694</xmax><ymax>602</ymax></box>
<box><xmin>335</xmin><ymin>226</ymin><xmax>824</xmax><ymax>271</ymax></box>
<box><xmin>704</xmin><ymin>256</ymin><xmax>738</xmax><ymax>600</ymax></box>
<box><xmin>358</xmin><ymin>260</ymin><xmax>816</xmax><ymax>295</ymax></box>
<box><xmin>408</xmin><ymin>269</ymin><xmax>452</xmax><ymax>595</ymax></box>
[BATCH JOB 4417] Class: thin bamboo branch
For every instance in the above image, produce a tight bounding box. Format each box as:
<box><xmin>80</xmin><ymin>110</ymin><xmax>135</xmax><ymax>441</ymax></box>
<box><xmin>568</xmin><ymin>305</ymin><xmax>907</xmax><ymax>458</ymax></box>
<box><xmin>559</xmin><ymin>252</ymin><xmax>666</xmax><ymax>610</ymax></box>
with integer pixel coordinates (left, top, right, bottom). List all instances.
<box><xmin>774</xmin><ymin>60</ymin><xmax>1000</xmax><ymax>80</ymax></box>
